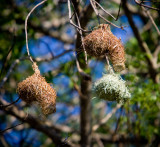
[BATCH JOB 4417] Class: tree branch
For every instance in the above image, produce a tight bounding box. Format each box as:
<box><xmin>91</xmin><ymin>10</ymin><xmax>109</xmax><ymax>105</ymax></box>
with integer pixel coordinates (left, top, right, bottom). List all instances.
<box><xmin>134</xmin><ymin>0</ymin><xmax>160</xmax><ymax>11</ymax></box>
<box><xmin>0</xmin><ymin>59</ymin><xmax>20</xmax><ymax>88</ymax></box>
<box><xmin>70</xmin><ymin>1</ymin><xmax>97</xmax><ymax>146</ymax></box>
<box><xmin>92</xmin><ymin>104</ymin><xmax>121</xmax><ymax>131</ymax></box>
<box><xmin>141</xmin><ymin>7</ymin><xmax>160</xmax><ymax>36</ymax></box>
<box><xmin>29</xmin><ymin>22</ymin><xmax>74</xmax><ymax>44</ymax></box>
<box><xmin>0</xmin><ymin>99</ymin><xmax>74</xmax><ymax>147</ymax></box>
<box><xmin>93</xmin><ymin>133</ymin><xmax>148</xmax><ymax>145</ymax></box>
<box><xmin>122</xmin><ymin>0</ymin><xmax>159</xmax><ymax>83</ymax></box>
<box><xmin>0</xmin><ymin>122</ymin><xmax>24</xmax><ymax>134</ymax></box>
<box><xmin>0</xmin><ymin>97</ymin><xmax>20</xmax><ymax>108</ymax></box>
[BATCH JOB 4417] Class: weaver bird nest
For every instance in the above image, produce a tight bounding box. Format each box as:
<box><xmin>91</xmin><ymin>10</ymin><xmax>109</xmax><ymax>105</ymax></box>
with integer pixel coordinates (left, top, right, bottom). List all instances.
<box><xmin>93</xmin><ymin>74</ymin><xmax>131</xmax><ymax>103</ymax></box>
<box><xmin>17</xmin><ymin>63</ymin><xmax>57</xmax><ymax>115</ymax></box>
<box><xmin>83</xmin><ymin>24</ymin><xmax>125</xmax><ymax>72</ymax></box>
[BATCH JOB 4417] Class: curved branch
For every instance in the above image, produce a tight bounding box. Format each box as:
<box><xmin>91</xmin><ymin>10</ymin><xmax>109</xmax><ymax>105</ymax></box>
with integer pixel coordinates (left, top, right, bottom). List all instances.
<box><xmin>134</xmin><ymin>0</ymin><xmax>160</xmax><ymax>11</ymax></box>
<box><xmin>0</xmin><ymin>122</ymin><xmax>24</xmax><ymax>134</ymax></box>
<box><xmin>0</xmin><ymin>99</ymin><xmax>74</xmax><ymax>147</ymax></box>
<box><xmin>122</xmin><ymin>0</ymin><xmax>159</xmax><ymax>83</ymax></box>
<box><xmin>0</xmin><ymin>97</ymin><xmax>20</xmax><ymax>108</ymax></box>
<box><xmin>92</xmin><ymin>104</ymin><xmax>121</xmax><ymax>131</ymax></box>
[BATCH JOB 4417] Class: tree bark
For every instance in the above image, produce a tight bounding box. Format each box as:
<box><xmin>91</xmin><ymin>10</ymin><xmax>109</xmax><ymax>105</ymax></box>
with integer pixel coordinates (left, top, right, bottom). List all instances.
<box><xmin>72</xmin><ymin>1</ymin><xmax>100</xmax><ymax>146</ymax></box>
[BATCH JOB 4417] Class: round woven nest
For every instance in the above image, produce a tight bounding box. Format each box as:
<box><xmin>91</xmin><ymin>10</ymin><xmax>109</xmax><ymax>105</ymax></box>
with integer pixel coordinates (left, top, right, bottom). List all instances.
<box><xmin>83</xmin><ymin>24</ymin><xmax>125</xmax><ymax>72</ymax></box>
<box><xmin>93</xmin><ymin>73</ymin><xmax>131</xmax><ymax>103</ymax></box>
<box><xmin>17</xmin><ymin>63</ymin><xmax>57</xmax><ymax>115</ymax></box>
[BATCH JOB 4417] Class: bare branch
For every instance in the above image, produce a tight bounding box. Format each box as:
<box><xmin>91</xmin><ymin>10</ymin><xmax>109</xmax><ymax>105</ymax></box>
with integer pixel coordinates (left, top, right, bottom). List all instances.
<box><xmin>94</xmin><ymin>134</ymin><xmax>104</xmax><ymax>147</ymax></box>
<box><xmin>25</xmin><ymin>0</ymin><xmax>47</xmax><ymax>63</ymax></box>
<box><xmin>0</xmin><ymin>99</ymin><xmax>74</xmax><ymax>147</ymax></box>
<box><xmin>92</xmin><ymin>0</ymin><xmax>122</xmax><ymax>21</ymax></box>
<box><xmin>141</xmin><ymin>6</ymin><xmax>160</xmax><ymax>61</ymax></box>
<box><xmin>67</xmin><ymin>0</ymin><xmax>90</xmax><ymax>33</ymax></box>
<box><xmin>0</xmin><ymin>48</ymin><xmax>74</xmax><ymax>88</ymax></box>
<box><xmin>67</xmin><ymin>0</ymin><xmax>91</xmax><ymax>77</ymax></box>
<box><xmin>74</xmin><ymin>52</ymin><xmax>91</xmax><ymax>78</ymax></box>
<box><xmin>93</xmin><ymin>104</ymin><xmax>121</xmax><ymax>131</ymax></box>
<box><xmin>0</xmin><ymin>122</ymin><xmax>24</xmax><ymax>134</ymax></box>
<box><xmin>0</xmin><ymin>33</ymin><xmax>16</xmax><ymax>79</ymax></box>
<box><xmin>35</xmin><ymin>49</ymin><xmax>74</xmax><ymax>62</ymax></box>
<box><xmin>0</xmin><ymin>97</ymin><xmax>20</xmax><ymax>108</ymax></box>
<box><xmin>105</xmin><ymin>55</ymin><xmax>114</xmax><ymax>73</ymax></box>
<box><xmin>0</xmin><ymin>59</ymin><xmax>20</xmax><ymax>88</ymax></box>
<box><xmin>69</xmin><ymin>0</ymin><xmax>88</xmax><ymax>64</ymax></box>
<box><xmin>28</xmin><ymin>22</ymin><xmax>74</xmax><ymax>44</ymax></box>
<box><xmin>74</xmin><ymin>82</ymin><xmax>88</xmax><ymax>98</ymax></box>
<box><xmin>153</xmin><ymin>45</ymin><xmax>160</xmax><ymax>58</ymax></box>
<box><xmin>141</xmin><ymin>7</ymin><xmax>160</xmax><ymax>36</ymax></box>
<box><xmin>122</xmin><ymin>0</ymin><xmax>159</xmax><ymax>83</ymax></box>
<box><xmin>93</xmin><ymin>133</ymin><xmax>148</xmax><ymax>144</ymax></box>
<box><xmin>39</xmin><ymin>39</ymin><xmax>54</xmax><ymax>57</ymax></box>
<box><xmin>134</xmin><ymin>0</ymin><xmax>160</xmax><ymax>11</ymax></box>
<box><xmin>90</xmin><ymin>0</ymin><xmax>123</xmax><ymax>29</ymax></box>
<box><xmin>114</xmin><ymin>106</ymin><xmax>123</xmax><ymax>134</ymax></box>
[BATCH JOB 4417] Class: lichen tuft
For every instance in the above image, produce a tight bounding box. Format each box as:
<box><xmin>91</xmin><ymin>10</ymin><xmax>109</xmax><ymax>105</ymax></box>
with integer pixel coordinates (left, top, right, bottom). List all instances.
<box><xmin>93</xmin><ymin>73</ymin><xmax>131</xmax><ymax>103</ymax></box>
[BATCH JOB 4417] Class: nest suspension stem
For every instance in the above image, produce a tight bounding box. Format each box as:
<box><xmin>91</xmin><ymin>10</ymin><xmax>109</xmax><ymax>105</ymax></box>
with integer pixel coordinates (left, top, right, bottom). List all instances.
<box><xmin>105</xmin><ymin>55</ymin><xmax>114</xmax><ymax>74</ymax></box>
<box><xmin>25</xmin><ymin>0</ymin><xmax>47</xmax><ymax>63</ymax></box>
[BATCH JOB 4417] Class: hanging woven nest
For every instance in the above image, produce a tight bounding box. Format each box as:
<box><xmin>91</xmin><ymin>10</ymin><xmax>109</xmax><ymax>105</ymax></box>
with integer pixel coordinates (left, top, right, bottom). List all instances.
<box><xmin>17</xmin><ymin>62</ymin><xmax>57</xmax><ymax>115</ymax></box>
<box><xmin>83</xmin><ymin>24</ymin><xmax>125</xmax><ymax>72</ymax></box>
<box><xmin>93</xmin><ymin>73</ymin><xmax>131</xmax><ymax>103</ymax></box>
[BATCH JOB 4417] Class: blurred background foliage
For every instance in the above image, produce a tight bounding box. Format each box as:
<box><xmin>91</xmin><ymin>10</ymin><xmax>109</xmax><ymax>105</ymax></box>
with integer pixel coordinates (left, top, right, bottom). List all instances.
<box><xmin>0</xmin><ymin>0</ymin><xmax>160</xmax><ymax>146</ymax></box>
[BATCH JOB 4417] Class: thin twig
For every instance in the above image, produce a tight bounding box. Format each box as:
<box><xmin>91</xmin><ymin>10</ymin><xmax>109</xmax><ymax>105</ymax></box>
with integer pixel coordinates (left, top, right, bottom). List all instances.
<box><xmin>39</xmin><ymin>39</ymin><xmax>55</xmax><ymax>57</ymax></box>
<box><xmin>68</xmin><ymin>0</ymin><xmax>90</xmax><ymax>69</ymax></box>
<box><xmin>0</xmin><ymin>105</ymin><xmax>29</xmax><ymax>134</ymax></box>
<box><xmin>98</xmin><ymin>13</ymin><xmax>123</xmax><ymax>29</ymax></box>
<box><xmin>74</xmin><ymin>82</ymin><xmax>88</xmax><ymax>98</ymax></box>
<box><xmin>122</xmin><ymin>0</ymin><xmax>158</xmax><ymax>81</ymax></box>
<box><xmin>90</xmin><ymin>0</ymin><xmax>123</xmax><ymax>29</ymax></box>
<box><xmin>0</xmin><ymin>48</ymin><xmax>73</xmax><ymax>88</ymax></box>
<box><xmin>0</xmin><ymin>34</ymin><xmax>16</xmax><ymax>79</ymax></box>
<box><xmin>0</xmin><ymin>59</ymin><xmax>20</xmax><ymax>88</ymax></box>
<box><xmin>67</xmin><ymin>0</ymin><xmax>90</xmax><ymax>33</ymax></box>
<box><xmin>141</xmin><ymin>7</ymin><xmax>160</xmax><ymax>36</ymax></box>
<box><xmin>93</xmin><ymin>0</ymin><xmax>116</xmax><ymax>20</ymax></box>
<box><xmin>141</xmin><ymin>6</ymin><xmax>160</xmax><ymax>62</ymax></box>
<box><xmin>92</xmin><ymin>0</ymin><xmax>122</xmax><ymax>21</ymax></box>
<box><xmin>71</xmin><ymin>2</ymin><xmax>88</xmax><ymax>64</ymax></box>
<box><xmin>0</xmin><ymin>99</ymin><xmax>74</xmax><ymax>146</ymax></box>
<box><xmin>139</xmin><ymin>0</ymin><xmax>160</xmax><ymax>2</ymax></box>
<box><xmin>105</xmin><ymin>55</ymin><xmax>114</xmax><ymax>74</ymax></box>
<box><xmin>92</xmin><ymin>104</ymin><xmax>121</xmax><ymax>131</ymax></box>
<box><xmin>134</xmin><ymin>0</ymin><xmax>160</xmax><ymax>11</ymax></box>
<box><xmin>35</xmin><ymin>49</ymin><xmax>74</xmax><ymax>62</ymax></box>
<box><xmin>114</xmin><ymin>106</ymin><xmax>123</xmax><ymax>134</ymax></box>
<box><xmin>0</xmin><ymin>97</ymin><xmax>20</xmax><ymax>108</ymax></box>
<box><xmin>0</xmin><ymin>122</ymin><xmax>24</xmax><ymax>134</ymax></box>
<box><xmin>74</xmin><ymin>51</ymin><xmax>90</xmax><ymax>78</ymax></box>
<box><xmin>0</xmin><ymin>57</ymin><xmax>29</xmax><ymax>88</ymax></box>
<box><xmin>25</xmin><ymin>0</ymin><xmax>47</xmax><ymax>63</ymax></box>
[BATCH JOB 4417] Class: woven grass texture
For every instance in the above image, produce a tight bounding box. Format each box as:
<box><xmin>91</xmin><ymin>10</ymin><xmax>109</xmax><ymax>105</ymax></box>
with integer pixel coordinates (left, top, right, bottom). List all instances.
<box><xmin>83</xmin><ymin>24</ymin><xmax>125</xmax><ymax>72</ymax></box>
<box><xmin>17</xmin><ymin>63</ymin><xmax>56</xmax><ymax>115</ymax></box>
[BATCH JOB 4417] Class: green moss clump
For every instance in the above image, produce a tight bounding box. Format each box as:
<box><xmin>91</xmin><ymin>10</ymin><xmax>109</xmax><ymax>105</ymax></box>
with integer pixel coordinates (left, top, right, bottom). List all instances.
<box><xmin>93</xmin><ymin>74</ymin><xmax>131</xmax><ymax>103</ymax></box>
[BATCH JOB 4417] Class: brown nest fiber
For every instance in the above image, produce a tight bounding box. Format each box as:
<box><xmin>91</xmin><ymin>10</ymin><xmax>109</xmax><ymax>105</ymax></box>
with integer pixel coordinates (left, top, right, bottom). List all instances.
<box><xmin>83</xmin><ymin>24</ymin><xmax>125</xmax><ymax>72</ymax></box>
<box><xmin>17</xmin><ymin>63</ymin><xmax>56</xmax><ymax>115</ymax></box>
